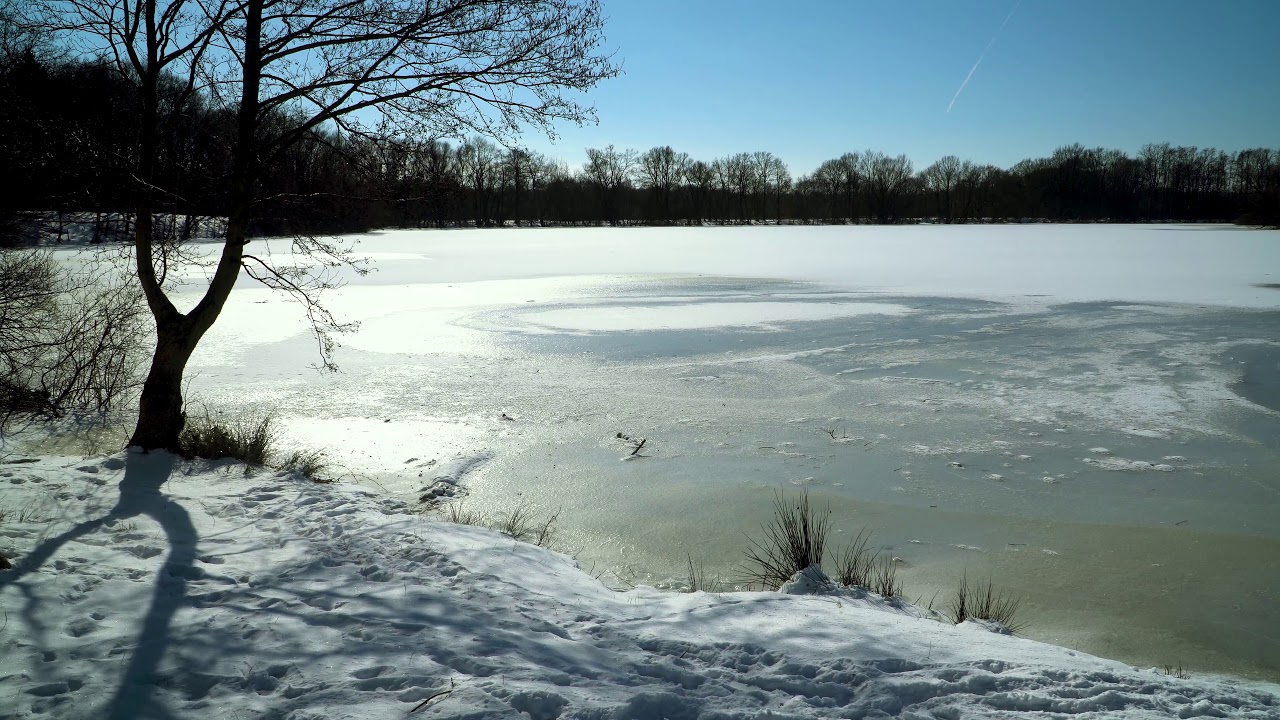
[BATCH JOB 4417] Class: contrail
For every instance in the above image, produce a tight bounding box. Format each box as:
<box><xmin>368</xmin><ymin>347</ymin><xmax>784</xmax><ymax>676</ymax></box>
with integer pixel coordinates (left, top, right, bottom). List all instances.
<box><xmin>947</xmin><ymin>0</ymin><xmax>1022</xmax><ymax>113</ymax></box>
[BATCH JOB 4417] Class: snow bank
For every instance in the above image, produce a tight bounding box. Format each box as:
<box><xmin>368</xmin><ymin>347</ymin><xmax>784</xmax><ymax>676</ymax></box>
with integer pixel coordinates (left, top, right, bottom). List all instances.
<box><xmin>2</xmin><ymin>453</ymin><xmax>1278</xmax><ymax>719</ymax></box>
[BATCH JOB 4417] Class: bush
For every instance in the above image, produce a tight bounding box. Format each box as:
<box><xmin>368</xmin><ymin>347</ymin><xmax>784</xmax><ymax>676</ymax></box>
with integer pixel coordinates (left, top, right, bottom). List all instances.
<box><xmin>740</xmin><ymin>490</ymin><xmax>831</xmax><ymax>590</ymax></box>
<box><xmin>0</xmin><ymin>248</ymin><xmax>144</xmax><ymax>430</ymax></box>
<box><xmin>179</xmin><ymin>410</ymin><xmax>275</xmax><ymax>465</ymax></box>
<box><xmin>946</xmin><ymin>573</ymin><xmax>1025</xmax><ymax>633</ymax></box>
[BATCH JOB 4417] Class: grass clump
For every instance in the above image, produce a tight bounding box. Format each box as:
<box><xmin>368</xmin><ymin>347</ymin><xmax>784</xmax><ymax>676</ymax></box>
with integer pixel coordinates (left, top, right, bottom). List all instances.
<box><xmin>833</xmin><ymin>528</ymin><xmax>877</xmax><ymax>588</ymax></box>
<box><xmin>741</xmin><ymin>490</ymin><xmax>831</xmax><ymax>590</ymax></box>
<box><xmin>180</xmin><ymin>407</ymin><xmax>332</xmax><ymax>483</ymax></box>
<box><xmin>869</xmin><ymin>555</ymin><xmax>902</xmax><ymax>599</ymax></box>
<box><xmin>444</xmin><ymin>501</ymin><xmax>487</xmax><ymax>527</ymax></box>
<box><xmin>180</xmin><ymin>410</ymin><xmax>274</xmax><ymax>465</ymax></box>
<box><xmin>684</xmin><ymin>553</ymin><xmax>721</xmax><ymax>593</ymax></box>
<box><xmin>277</xmin><ymin>448</ymin><xmax>332</xmax><ymax>483</ymax></box>
<box><xmin>947</xmin><ymin>573</ymin><xmax>1025</xmax><ymax>633</ymax></box>
<box><xmin>494</xmin><ymin>503</ymin><xmax>561</xmax><ymax>548</ymax></box>
<box><xmin>441</xmin><ymin>501</ymin><xmax>560</xmax><ymax>549</ymax></box>
<box><xmin>831</xmin><ymin>530</ymin><xmax>902</xmax><ymax>598</ymax></box>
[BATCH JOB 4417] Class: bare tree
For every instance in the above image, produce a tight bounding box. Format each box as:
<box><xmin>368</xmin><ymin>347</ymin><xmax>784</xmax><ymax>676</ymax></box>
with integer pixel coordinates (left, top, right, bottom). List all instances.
<box><xmin>457</xmin><ymin>137</ymin><xmax>503</xmax><ymax>227</ymax></box>
<box><xmin>684</xmin><ymin>160</ymin><xmax>715</xmax><ymax>225</ymax></box>
<box><xmin>721</xmin><ymin>153</ymin><xmax>756</xmax><ymax>222</ymax></box>
<box><xmin>31</xmin><ymin>0</ymin><xmax>617</xmax><ymax>450</ymax></box>
<box><xmin>808</xmin><ymin>152</ymin><xmax>861</xmax><ymax>222</ymax></box>
<box><xmin>957</xmin><ymin>162</ymin><xmax>1001</xmax><ymax>222</ymax></box>
<box><xmin>501</xmin><ymin>147</ymin><xmax>536</xmax><ymax>225</ymax></box>
<box><xmin>418</xmin><ymin>139</ymin><xmax>459</xmax><ymax>227</ymax></box>
<box><xmin>637</xmin><ymin>145</ymin><xmax>690</xmax><ymax>224</ymax></box>
<box><xmin>754</xmin><ymin>152</ymin><xmax>790</xmax><ymax>222</ymax></box>
<box><xmin>919</xmin><ymin>155</ymin><xmax>961</xmax><ymax>222</ymax></box>
<box><xmin>862</xmin><ymin>151</ymin><xmax>914</xmax><ymax>223</ymax></box>
<box><xmin>583</xmin><ymin>144</ymin><xmax>636</xmax><ymax>225</ymax></box>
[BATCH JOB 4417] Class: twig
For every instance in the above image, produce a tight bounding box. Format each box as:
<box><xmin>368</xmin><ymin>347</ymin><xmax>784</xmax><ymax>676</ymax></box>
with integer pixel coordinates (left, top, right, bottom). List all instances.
<box><xmin>410</xmin><ymin>680</ymin><xmax>454</xmax><ymax>713</ymax></box>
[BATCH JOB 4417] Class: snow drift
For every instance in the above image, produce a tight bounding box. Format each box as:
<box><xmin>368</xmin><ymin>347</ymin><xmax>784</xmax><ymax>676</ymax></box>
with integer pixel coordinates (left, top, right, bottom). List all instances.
<box><xmin>2</xmin><ymin>453</ymin><xmax>1278</xmax><ymax>718</ymax></box>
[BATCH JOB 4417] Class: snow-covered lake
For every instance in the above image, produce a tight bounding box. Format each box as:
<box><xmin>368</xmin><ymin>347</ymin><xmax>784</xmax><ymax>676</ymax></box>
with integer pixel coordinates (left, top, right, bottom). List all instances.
<box><xmin>81</xmin><ymin>224</ymin><xmax>1280</xmax><ymax>680</ymax></box>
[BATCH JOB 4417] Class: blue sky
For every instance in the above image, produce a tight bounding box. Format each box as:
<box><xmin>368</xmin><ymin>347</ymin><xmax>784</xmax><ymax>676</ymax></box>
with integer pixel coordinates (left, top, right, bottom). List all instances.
<box><xmin>521</xmin><ymin>0</ymin><xmax>1280</xmax><ymax>175</ymax></box>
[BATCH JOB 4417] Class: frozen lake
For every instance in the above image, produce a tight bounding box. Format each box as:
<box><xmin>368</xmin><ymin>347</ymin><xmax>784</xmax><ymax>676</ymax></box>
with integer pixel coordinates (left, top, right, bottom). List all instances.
<box><xmin>74</xmin><ymin>225</ymin><xmax>1280</xmax><ymax>679</ymax></box>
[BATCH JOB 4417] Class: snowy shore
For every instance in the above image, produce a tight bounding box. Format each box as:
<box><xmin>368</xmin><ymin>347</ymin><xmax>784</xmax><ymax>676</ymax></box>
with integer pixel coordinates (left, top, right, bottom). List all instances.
<box><xmin>2</xmin><ymin>452</ymin><xmax>1278</xmax><ymax>719</ymax></box>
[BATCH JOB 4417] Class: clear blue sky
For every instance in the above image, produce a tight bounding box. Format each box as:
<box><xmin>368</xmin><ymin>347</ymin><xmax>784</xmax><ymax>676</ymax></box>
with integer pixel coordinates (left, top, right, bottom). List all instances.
<box><xmin>521</xmin><ymin>0</ymin><xmax>1280</xmax><ymax>175</ymax></box>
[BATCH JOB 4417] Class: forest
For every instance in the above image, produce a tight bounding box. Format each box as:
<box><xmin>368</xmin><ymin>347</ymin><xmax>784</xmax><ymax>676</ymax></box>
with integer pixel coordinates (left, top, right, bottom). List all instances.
<box><xmin>3</xmin><ymin>51</ymin><xmax>1278</xmax><ymax>242</ymax></box>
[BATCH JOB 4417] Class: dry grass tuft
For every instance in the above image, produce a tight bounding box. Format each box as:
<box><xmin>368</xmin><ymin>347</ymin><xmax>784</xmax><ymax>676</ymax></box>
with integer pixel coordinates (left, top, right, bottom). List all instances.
<box><xmin>947</xmin><ymin>573</ymin><xmax>1025</xmax><ymax>633</ymax></box>
<box><xmin>740</xmin><ymin>490</ymin><xmax>830</xmax><ymax>590</ymax></box>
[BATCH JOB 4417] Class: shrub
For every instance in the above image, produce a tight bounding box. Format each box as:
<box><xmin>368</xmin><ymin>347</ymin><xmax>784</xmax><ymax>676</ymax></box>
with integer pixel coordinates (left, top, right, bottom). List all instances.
<box><xmin>946</xmin><ymin>573</ymin><xmax>1025</xmax><ymax>633</ymax></box>
<box><xmin>740</xmin><ymin>490</ymin><xmax>830</xmax><ymax>590</ymax></box>
<box><xmin>179</xmin><ymin>410</ymin><xmax>275</xmax><ymax>465</ymax></box>
<box><xmin>0</xmin><ymin>248</ymin><xmax>144</xmax><ymax>431</ymax></box>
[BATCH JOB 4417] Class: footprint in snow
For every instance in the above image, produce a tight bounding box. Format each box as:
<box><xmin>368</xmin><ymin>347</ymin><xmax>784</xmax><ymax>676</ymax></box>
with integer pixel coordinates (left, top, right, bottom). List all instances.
<box><xmin>127</xmin><ymin>545</ymin><xmax>164</xmax><ymax>559</ymax></box>
<box><xmin>359</xmin><ymin>565</ymin><xmax>395</xmax><ymax>582</ymax></box>
<box><xmin>351</xmin><ymin>665</ymin><xmax>394</xmax><ymax>680</ymax></box>
<box><xmin>301</xmin><ymin>595</ymin><xmax>344</xmax><ymax>611</ymax></box>
<box><xmin>25</xmin><ymin>679</ymin><xmax>85</xmax><ymax>697</ymax></box>
<box><xmin>64</xmin><ymin>617</ymin><xmax>98</xmax><ymax>637</ymax></box>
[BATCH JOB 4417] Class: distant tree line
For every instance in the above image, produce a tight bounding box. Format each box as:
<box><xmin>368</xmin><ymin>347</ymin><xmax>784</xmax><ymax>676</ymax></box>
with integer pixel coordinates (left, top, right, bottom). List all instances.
<box><xmin>3</xmin><ymin>49</ymin><xmax>1278</xmax><ymax>239</ymax></box>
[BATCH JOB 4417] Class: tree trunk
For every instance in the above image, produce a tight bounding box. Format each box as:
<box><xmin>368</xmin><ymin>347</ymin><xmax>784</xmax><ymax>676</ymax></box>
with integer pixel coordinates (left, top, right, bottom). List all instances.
<box><xmin>127</xmin><ymin>0</ymin><xmax>262</xmax><ymax>452</ymax></box>
<box><xmin>127</xmin><ymin>319</ymin><xmax>197</xmax><ymax>451</ymax></box>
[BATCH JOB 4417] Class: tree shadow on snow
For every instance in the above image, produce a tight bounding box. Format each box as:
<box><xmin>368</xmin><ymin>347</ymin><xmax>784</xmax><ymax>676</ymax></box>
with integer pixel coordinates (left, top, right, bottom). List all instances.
<box><xmin>0</xmin><ymin>451</ymin><xmax>195</xmax><ymax>720</ymax></box>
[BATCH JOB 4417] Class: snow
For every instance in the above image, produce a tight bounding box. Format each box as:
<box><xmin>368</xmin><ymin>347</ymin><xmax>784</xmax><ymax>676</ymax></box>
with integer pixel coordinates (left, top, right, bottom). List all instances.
<box><xmin>778</xmin><ymin>565</ymin><xmax>839</xmax><ymax>595</ymax></box>
<box><xmin>3</xmin><ymin>453</ymin><xmax>1278</xmax><ymax>719</ymax></box>
<box><xmin>1082</xmin><ymin>457</ymin><xmax>1178</xmax><ymax>472</ymax></box>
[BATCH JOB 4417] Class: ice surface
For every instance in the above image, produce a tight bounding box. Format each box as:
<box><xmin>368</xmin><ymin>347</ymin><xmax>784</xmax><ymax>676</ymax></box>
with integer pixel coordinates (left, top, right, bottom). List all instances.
<box><xmin>515</xmin><ymin>299</ymin><xmax>911</xmax><ymax>332</ymax></box>
<box><xmin>230</xmin><ymin>224</ymin><xmax>1280</xmax><ymax>308</ymax></box>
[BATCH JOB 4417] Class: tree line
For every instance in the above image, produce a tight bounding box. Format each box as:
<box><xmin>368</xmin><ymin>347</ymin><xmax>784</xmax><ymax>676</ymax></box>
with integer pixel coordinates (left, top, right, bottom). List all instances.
<box><xmin>3</xmin><ymin>51</ymin><xmax>1278</xmax><ymax>241</ymax></box>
